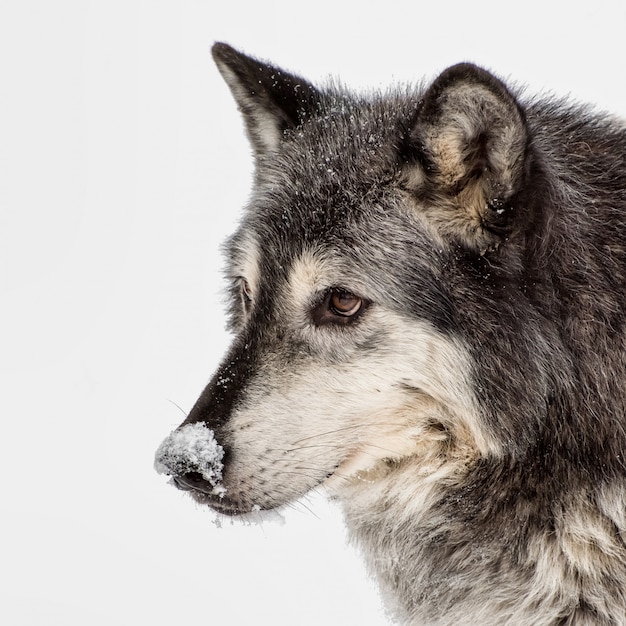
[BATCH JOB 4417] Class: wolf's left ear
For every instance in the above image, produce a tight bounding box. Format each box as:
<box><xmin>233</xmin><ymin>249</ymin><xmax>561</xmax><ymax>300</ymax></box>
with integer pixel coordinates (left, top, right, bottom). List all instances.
<box><xmin>404</xmin><ymin>63</ymin><xmax>531</xmax><ymax>253</ymax></box>
<box><xmin>212</xmin><ymin>43</ymin><xmax>321</xmax><ymax>157</ymax></box>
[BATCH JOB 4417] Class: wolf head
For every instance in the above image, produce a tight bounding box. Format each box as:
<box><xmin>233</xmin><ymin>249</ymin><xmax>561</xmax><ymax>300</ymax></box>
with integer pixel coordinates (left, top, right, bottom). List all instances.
<box><xmin>155</xmin><ymin>43</ymin><xmax>565</xmax><ymax>514</ymax></box>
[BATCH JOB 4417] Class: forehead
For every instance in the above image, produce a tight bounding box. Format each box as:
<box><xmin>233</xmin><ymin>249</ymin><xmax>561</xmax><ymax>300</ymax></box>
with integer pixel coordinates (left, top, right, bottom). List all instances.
<box><xmin>239</xmin><ymin>94</ymin><xmax>416</xmax><ymax>254</ymax></box>
<box><xmin>279</xmin><ymin>92</ymin><xmax>409</xmax><ymax>190</ymax></box>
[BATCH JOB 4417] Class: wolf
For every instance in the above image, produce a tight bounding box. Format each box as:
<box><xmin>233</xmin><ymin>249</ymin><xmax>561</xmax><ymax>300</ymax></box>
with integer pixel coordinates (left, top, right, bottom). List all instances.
<box><xmin>155</xmin><ymin>43</ymin><xmax>626</xmax><ymax>625</ymax></box>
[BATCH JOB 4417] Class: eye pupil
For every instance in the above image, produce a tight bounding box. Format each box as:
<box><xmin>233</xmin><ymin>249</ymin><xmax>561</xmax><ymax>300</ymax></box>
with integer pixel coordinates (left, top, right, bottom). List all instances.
<box><xmin>330</xmin><ymin>290</ymin><xmax>362</xmax><ymax>316</ymax></box>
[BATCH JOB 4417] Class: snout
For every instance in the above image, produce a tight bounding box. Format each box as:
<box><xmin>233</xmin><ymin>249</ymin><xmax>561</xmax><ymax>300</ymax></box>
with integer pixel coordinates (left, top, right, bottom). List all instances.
<box><xmin>154</xmin><ymin>422</ymin><xmax>226</xmax><ymax>497</ymax></box>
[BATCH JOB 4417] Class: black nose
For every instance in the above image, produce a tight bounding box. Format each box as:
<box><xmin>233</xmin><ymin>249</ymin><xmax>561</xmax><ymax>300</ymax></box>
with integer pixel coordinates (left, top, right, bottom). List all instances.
<box><xmin>172</xmin><ymin>472</ymin><xmax>216</xmax><ymax>494</ymax></box>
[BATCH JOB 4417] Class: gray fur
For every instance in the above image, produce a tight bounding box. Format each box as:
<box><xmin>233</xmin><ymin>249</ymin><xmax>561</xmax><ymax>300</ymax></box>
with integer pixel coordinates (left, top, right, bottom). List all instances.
<box><xmin>156</xmin><ymin>43</ymin><xmax>626</xmax><ymax>625</ymax></box>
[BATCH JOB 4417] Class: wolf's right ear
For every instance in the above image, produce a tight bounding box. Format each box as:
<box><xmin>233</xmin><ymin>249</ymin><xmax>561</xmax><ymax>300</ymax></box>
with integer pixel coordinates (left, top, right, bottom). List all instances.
<box><xmin>402</xmin><ymin>63</ymin><xmax>531</xmax><ymax>253</ymax></box>
<box><xmin>212</xmin><ymin>43</ymin><xmax>321</xmax><ymax>157</ymax></box>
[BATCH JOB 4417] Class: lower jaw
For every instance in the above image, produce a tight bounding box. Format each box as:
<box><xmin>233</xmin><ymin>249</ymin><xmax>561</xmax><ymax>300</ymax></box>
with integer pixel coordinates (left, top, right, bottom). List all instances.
<box><xmin>189</xmin><ymin>462</ymin><xmax>361</xmax><ymax>515</ymax></box>
<box><xmin>189</xmin><ymin>489</ymin><xmax>254</xmax><ymax>515</ymax></box>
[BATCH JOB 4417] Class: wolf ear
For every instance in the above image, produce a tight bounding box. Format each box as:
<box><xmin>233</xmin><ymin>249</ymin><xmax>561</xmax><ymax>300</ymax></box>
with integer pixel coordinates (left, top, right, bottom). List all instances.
<box><xmin>212</xmin><ymin>43</ymin><xmax>321</xmax><ymax>157</ymax></box>
<box><xmin>404</xmin><ymin>63</ymin><xmax>530</xmax><ymax>252</ymax></box>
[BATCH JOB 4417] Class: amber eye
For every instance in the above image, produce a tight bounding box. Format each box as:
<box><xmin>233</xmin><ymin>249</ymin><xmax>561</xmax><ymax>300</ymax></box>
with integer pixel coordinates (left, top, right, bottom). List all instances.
<box><xmin>329</xmin><ymin>289</ymin><xmax>363</xmax><ymax>317</ymax></box>
<box><xmin>312</xmin><ymin>288</ymin><xmax>368</xmax><ymax>326</ymax></box>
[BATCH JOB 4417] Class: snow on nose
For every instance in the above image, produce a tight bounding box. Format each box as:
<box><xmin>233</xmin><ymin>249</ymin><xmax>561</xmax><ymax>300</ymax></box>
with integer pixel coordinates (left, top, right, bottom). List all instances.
<box><xmin>154</xmin><ymin>422</ymin><xmax>226</xmax><ymax>496</ymax></box>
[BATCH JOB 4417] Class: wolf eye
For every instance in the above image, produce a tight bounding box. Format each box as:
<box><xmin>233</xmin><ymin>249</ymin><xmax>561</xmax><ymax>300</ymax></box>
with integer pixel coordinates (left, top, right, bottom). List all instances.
<box><xmin>329</xmin><ymin>290</ymin><xmax>362</xmax><ymax>317</ymax></box>
<box><xmin>312</xmin><ymin>288</ymin><xmax>367</xmax><ymax>326</ymax></box>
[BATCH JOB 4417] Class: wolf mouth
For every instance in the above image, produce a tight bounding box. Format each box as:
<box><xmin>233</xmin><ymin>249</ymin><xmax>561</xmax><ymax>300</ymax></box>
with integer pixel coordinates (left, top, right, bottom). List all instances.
<box><xmin>170</xmin><ymin>474</ymin><xmax>241</xmax><ymax>513</ymax></box>
<box><xmin>172</xmin><ymin>466</ymin><xmax>341</xmax><ymax>515</ymax></box>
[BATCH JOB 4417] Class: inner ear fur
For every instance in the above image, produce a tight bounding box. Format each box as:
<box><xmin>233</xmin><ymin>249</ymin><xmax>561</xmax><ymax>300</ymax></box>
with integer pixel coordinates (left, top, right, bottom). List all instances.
<box><xmin>212</xmin><ymin>42</ymin><xmax>321</xmax><ymax>157</ymax></box>
<box><xmin>404</xmin><ymin>63</ymin><xmax>531</xmax><ymax>253</ymax></box>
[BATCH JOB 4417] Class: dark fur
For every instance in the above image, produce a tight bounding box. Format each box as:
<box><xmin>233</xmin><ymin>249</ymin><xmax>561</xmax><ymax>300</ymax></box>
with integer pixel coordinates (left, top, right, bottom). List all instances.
<box><xmin>160</xmin><ymin>44</ymin><xmax>626</xmax><ymax>624</ymax></box>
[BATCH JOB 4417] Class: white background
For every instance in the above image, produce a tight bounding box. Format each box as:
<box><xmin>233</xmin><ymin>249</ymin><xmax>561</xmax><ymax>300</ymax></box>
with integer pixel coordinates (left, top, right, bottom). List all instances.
<box><xmin>2</xmin><ymin>1</ymin><xmax>626</xmax><ymax>624</ymax></box>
